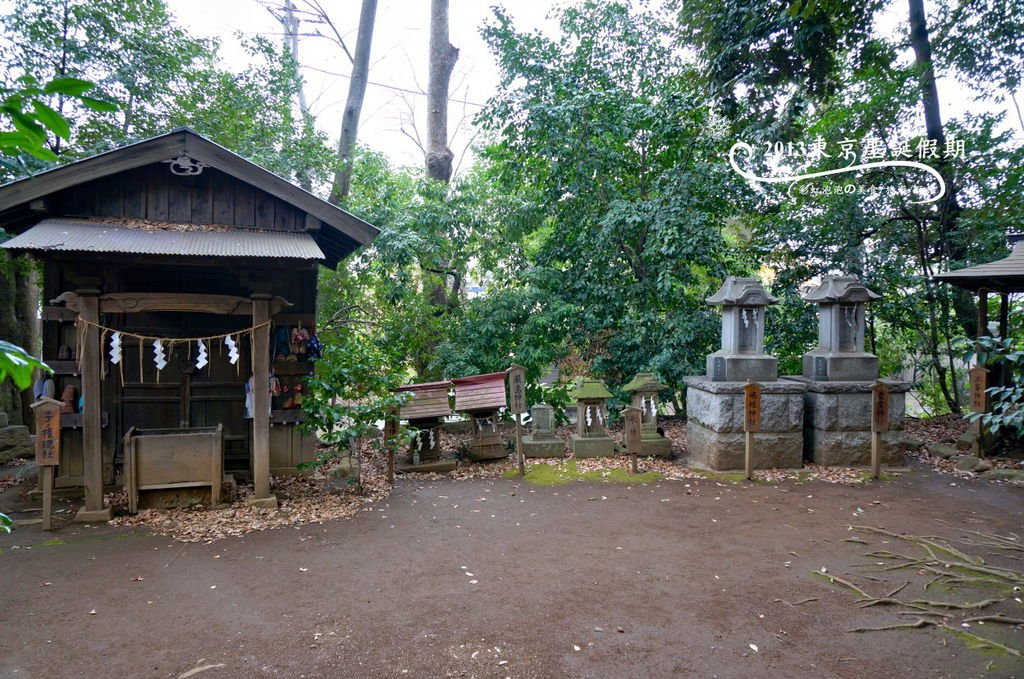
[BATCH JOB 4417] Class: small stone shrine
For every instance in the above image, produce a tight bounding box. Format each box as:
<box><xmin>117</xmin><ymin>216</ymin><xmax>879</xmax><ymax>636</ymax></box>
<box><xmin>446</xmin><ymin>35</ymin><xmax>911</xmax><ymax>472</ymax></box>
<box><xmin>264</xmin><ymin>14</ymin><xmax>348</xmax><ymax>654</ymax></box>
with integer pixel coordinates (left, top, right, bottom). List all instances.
<box><xmin>684</xmin><ymin>276</ymin><xmax>806</xmax><ymax>470</ymax></box>
<box><xmin>621</xmin><ymin>372</ymin><xmax>672</xmax><ymax>457</ymax></box>
<box><xmin>522</xmin><ymin>403</ymin><xmax>564</xmax><ymax>458</ymax></box>
<box><xmin>570</xmin><ymin>379</ymin><xmax>615</xmax><ymax>457</ymax></box>
<box><xmin>785</xmin><ymin>275</ymin><xmax>909</xmax><ymax>466</ymax></box>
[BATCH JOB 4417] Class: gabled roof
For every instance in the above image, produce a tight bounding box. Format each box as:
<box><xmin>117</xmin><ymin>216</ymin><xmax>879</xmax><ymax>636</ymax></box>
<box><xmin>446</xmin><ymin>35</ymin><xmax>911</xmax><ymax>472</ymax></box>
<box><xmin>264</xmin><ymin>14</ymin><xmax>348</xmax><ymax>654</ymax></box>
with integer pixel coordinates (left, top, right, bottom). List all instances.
<box><xmin>0</xmin><ymin>128</ymin><xmax>378</xmax><ymax>267</ymax></box>
<box><xmin>934</xmin><ymin>241</ymin><xmax>1024</xmax><ymax>293</ymax></box>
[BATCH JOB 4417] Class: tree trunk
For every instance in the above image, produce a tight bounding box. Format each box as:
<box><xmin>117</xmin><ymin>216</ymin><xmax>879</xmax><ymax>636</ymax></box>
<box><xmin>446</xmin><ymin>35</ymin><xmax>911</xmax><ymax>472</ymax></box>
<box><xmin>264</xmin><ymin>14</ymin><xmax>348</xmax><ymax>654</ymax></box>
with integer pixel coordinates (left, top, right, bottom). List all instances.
<box><xmin>0</xmin><ymin>254</ymin><xmax>37</xmax><ymax>426</ymax></box>
<box><xmin>426</xmin><ymin>0</ymin><xmax>458</xmax><ymax>183</ymax></box>
<box><xmin>329</xmin><ymin>0</ymin><xmax>378</xmax><ymax>205</ymax></box>
<box><xmin>908</xmin><ymin>0</ymin><xmax>970</xmax><ymax>412</ymax></box>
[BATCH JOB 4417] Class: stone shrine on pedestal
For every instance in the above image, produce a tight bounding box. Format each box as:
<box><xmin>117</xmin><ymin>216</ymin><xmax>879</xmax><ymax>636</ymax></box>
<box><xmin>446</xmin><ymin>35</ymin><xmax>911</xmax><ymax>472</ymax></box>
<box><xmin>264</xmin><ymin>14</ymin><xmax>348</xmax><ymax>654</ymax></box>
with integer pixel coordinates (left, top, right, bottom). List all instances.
<box><xmin>621</xmin><ymin>372</ymin><xmax>672</xmax><ymax>457</ymax></box>
<box><xmin>569</xmin><ymin>379</ymin><xmax>616</xmax><ymax>458</ymax></box>
<box><xmin>522</xmin><ymin>403</ymin><xmax>565</xmax><ymax>458</ymax></box>
<box><xmin>785</xmin><ymin>275</ymin><xmax>908</xmax><ymax>466</ymax></box>
<box><xmin>684</xmin><ymin>277</ymin><xmax>806</xmax><ymax>470</ymax></box>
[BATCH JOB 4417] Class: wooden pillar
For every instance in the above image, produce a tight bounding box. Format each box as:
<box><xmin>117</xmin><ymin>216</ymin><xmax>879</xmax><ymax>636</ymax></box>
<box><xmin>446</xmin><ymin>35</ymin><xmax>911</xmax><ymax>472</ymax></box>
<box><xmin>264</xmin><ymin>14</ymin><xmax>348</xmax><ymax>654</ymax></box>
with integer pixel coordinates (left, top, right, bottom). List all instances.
<box><xmin>974</xmin><ymin>290</ymin><xmax>989</xmax><ymax>457</ymax></box>
<box><xmin>998</xmin><ymin>293</ymin><xmax>1010</xmax><ymax>389</ymax></box>
<box><xmin>74</xmin><ymin>289</ymin><xmax>110</xmax><ymax>522</ymax></box>
<box><xmin>249</xmin><ymin>293</ymin><xmax>275</xmax><ymax>506</ymax></box>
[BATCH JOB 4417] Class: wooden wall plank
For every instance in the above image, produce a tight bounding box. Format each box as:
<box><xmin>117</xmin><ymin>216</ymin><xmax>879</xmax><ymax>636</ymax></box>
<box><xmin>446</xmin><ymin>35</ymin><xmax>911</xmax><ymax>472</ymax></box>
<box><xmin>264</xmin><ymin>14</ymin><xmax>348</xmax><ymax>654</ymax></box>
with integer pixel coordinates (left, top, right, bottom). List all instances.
<box><xmin>145</xmin><ymin>164</ymin><xmax>169</xmax><ymax>221</ymax></box>
<box><xmin>166</xmin><ymin>175</ymin><xmax>191</xmax><ymax>223</ymax></box>
<box><xmin>190</xmin><ymin>173</ymin><xmax>213</xmax><ymax>224</ymax></box>
<box><xmin>123</xmin><ymin>167</ymin><xmax>146</xmax><ymax>218</ymax></box>
<box><xmin>211</xmin><ymin>171</ymin><xmax>234</xmax><ymax>224</ymax></box>
<box><xmin>234</xmin><ymin>182</ymin><xmax>255</xmax><ymax>227</ymax></box>
<box><xmin>254</xmin><ymin>190</ymin><xmax>275</xmax><ymax>229</ymax></box>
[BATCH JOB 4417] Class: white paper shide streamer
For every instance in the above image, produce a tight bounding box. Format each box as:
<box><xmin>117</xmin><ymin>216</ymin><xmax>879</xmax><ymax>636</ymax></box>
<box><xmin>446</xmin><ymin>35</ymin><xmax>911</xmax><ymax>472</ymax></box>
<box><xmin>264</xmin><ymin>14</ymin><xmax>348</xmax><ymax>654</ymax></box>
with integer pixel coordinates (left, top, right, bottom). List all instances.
<box><xmin>224</xmin><ymin>335</ymin><xmax>239</xmax><ymax>365</ymax></box>
<box><xmin>195</xmin><ymin>339</ymin><xmax>208</xmax><ymax>370</ymax></box>
<box><xmin>152</xmin><ymin>339</ymin><xmax>167</xmax><ymax>371</ymax></box>
<box><xmin>108</xmin><ymin>332</ymin><xmax>122</xmax><ymax>365</ymax></box>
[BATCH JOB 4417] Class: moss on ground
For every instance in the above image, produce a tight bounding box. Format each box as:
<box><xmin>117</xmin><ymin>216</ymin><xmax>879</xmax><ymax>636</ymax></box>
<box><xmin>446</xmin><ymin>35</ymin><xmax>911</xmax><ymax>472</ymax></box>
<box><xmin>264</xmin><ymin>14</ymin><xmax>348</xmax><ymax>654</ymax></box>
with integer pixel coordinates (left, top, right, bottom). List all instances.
<box><xmin>504</xmin><ymin>460</ymin><xmax>662</xmax><ymax>486</ymax></box>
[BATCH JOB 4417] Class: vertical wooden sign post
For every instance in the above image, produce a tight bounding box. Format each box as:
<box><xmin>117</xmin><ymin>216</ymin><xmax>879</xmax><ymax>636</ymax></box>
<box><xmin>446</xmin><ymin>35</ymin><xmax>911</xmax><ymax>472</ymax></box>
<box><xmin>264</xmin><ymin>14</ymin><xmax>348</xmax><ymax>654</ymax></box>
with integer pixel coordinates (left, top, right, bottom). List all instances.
<box><xmin>871</xmin><ymin>381</ymin><xmax>890</xmax><ymax>480</ymax></box>
<box><xmin>968</xmin><ymin>367</ymin><xmax>989</xmax><ymax>457</ymax></box>
<box><xmin>31</xmin><ymin>397</ymin><xmax>63</xmax><ymax>531</ymax></box>
<box><xmin>623</xmin><ymin>406</ymin><xmax>642</xmax><ymax>474</ymax></box>
<box><xmin>383</xmin><ymin>407</ymin><xmax>399</xmax><ymax>484</ymax></box>
<box><xmin>743</xmin><ymin>380</ymin><xmax>762</xmax><ymax>481</ymax></box>
<box><xmin>508</xmin><ymin>364</ymin><xmax>527</xmax><ymax>476</ymax></box>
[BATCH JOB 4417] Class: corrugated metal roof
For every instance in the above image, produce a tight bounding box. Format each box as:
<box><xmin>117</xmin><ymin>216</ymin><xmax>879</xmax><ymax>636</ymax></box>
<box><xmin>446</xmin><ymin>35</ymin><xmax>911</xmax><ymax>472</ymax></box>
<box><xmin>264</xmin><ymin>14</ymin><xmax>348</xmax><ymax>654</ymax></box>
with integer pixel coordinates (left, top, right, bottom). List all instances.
<box><xmin>1</xmin><ymin>218</ymin><xmax>324</xmax><ymax>260</ymax></box>
<box><xmin>934</xmin><ymin>242</ymin><xmax>1024</xmax><ymax>292</ymax></box>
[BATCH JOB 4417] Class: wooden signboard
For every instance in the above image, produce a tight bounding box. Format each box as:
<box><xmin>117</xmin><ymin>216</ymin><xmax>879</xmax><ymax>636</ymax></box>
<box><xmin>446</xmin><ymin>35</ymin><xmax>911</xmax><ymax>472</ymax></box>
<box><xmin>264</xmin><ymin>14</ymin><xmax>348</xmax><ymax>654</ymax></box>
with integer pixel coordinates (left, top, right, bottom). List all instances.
<box><xmin>969</xmin><ymin>367</ymin><xmax>988</xmax><ymax>412</ymax></box>
<box><xmin>743</xmin><ymin>381</ymin><xmax>762</xmax><ymax>433</ymax></box>
<box><xmin>32</xmin><ymin>397</ymin><xmax>62</xmax><ymax>466</ymax></box>
<box><xmin>870</xmin><ymin>382</ymin><xmax>890</xmax><ymax>480</ymax></box>
<box><xmin>507</xmin><ymin>364</ymin><xmax>527</xmax><ymax>415</ymax></box>
<box><xmin>507</xmin><ymin>364</ymin><xmax>527</xmax><ymax>475</ymax></box>
<box><xmin>623</xmin><ymin>406</ymin><xmax>642</xmax><ymax>474</ymax></box>
<box><xmin>31</xmin><ymin>397</ymin><xmax>63</xmax><ymax>531</ymax></box>
<box><xmin>872</xmin><ymin>382</ymin><xmax>890</xmax><ymax>433</ymax></box>
<box><xmin>743</xmin><ymin>381</ymin><xmax>761</xmax><ymax>480</ymax></box>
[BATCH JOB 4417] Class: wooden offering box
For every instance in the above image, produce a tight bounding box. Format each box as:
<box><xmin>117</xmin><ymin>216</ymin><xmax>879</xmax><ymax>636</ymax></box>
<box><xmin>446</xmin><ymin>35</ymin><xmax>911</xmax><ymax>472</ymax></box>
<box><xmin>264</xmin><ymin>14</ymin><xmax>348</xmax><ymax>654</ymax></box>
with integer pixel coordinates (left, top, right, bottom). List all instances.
<box><xmin>124</xmin><ymin>425</ymin><xmax>224</xmax><ymax>513</ymax></box>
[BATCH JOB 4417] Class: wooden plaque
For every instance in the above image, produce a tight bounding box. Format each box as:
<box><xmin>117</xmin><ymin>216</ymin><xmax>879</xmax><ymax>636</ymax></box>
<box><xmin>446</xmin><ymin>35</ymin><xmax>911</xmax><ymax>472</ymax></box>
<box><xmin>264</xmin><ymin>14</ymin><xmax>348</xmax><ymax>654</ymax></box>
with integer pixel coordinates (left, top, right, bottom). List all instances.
<box><xmin>623</xmin><ymin>406</ymin><xmax>642</xmax><ymax>455</ymax></box>
<box><xmin>383</xmin><ymin>408</ymin><xmax>400</xmax><ymax>441</ymax></box>
<box><xmin>31</xmin><ymin>397</ymin><xmax>63</xmax><ymax>466</ymax></box>
<box><xmin>743</xmin><ymin>381</ymin><xmax>762</xmax><ymax>433</ymax></box>
<box><xmin>872</xmin><ymin>382</ymin><xmax>890</xmax><ymax>433</ymax></box>
<box><xmin>969</xmin><ymin>367</ymin><xmax>988</xmax><ymax>412</ymax></box>
<box><xmin>507</xmin><ymin>364</ymin><xmax>527</xmax><ymax>415</ymax></box>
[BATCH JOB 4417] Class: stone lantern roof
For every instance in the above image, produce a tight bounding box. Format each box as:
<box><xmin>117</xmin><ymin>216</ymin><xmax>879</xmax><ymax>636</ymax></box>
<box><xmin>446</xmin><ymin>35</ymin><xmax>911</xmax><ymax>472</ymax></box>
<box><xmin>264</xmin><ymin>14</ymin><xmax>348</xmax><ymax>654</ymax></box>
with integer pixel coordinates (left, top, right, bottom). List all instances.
<box><xmin>571</xmin><ymin>379</ymin><xmax>612</xmax><ymax>400</ymax></box>
<box><xmin>802</xmin><ymin>275</ymin><xmax>880</xmax><ymax>304</ymax></box>
<box><xmin>706</xmin><ymin>276</ymin><xmax>778</xmax><ymax>306</ymax></box>
<box><xmin>622</xmin><ymin>372</ymin><xmax>666</xmax><ymax>393</ymax></box>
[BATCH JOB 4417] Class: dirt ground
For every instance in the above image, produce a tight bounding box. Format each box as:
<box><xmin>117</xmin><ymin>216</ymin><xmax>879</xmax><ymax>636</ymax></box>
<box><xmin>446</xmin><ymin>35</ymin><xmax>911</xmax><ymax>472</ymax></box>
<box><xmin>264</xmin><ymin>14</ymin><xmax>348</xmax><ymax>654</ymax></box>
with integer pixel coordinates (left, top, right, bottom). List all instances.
<box><xmin>1</xmin><ymin>459</ymin><xmax>1022</xmax><ymax>679</ymax></box>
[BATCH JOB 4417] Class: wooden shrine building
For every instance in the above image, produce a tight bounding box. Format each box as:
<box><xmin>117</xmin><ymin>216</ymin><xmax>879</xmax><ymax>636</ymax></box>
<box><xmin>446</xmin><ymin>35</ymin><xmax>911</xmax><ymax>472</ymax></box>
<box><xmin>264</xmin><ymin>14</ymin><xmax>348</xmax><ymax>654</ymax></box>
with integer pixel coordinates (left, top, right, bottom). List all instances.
<box><xmin>0</xmin><ymin>128</ymin><xmax>378</xmax><ymax>520</ymax></box>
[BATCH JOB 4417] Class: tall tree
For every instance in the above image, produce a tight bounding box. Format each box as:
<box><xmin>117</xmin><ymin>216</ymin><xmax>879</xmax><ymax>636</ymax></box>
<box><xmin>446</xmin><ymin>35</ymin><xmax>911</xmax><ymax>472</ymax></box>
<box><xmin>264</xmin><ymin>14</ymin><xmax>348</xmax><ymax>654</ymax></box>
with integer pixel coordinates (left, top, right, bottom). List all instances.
<box><xmin>426</xmin><ymin>0</ymin><xmax>458</xmax><ymax>183</ymax></box>
<box><xmin>330</xmin><ymin>0</ymin><xmax>378</xmax><ymax>204</ymax></box>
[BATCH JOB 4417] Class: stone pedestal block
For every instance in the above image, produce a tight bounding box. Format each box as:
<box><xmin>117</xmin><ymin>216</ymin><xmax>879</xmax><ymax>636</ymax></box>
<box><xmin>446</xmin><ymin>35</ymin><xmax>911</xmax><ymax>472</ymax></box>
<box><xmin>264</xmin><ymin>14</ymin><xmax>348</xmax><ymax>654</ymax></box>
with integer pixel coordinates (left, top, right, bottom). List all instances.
<box><xmin>640</xmin><ymin>435</ymin><xmax>673</xmax><ymax>457</ymax></box>
<box><xmin>683</xmin><ymin>376</ymin><xmax>806</xmax><ymax>470</ymax></box>
<box><xmin>570</xmin><ymin>434</ymin><xmax>616</xmax><ymax>458</ymax></box>
<box><xmin>784</xmin><ymin>377</ymin><xmax>909</xmax><ymax>466</ymax></box>
<box><xmin>523</xmin><ymin>436</ymin><xmax>565</xmax><ymax>458</ymax></box>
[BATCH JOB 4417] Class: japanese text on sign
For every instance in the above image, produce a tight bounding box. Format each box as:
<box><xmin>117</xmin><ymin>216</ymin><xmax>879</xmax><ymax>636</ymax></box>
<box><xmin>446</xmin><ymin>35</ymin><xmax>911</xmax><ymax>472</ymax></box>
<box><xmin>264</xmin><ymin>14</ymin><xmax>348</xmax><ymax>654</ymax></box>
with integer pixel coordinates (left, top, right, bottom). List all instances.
<box><xmin>744</xmin><ymin>382</ymin><xmax>762</xmax><ymax>433</ymax></box>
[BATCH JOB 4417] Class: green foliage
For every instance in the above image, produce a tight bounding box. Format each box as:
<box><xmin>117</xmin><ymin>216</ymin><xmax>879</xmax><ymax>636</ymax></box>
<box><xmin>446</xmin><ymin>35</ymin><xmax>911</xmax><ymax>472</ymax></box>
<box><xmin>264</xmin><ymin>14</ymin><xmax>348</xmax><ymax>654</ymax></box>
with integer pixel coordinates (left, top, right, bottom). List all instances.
<box><xmin>0</xmin><ymin>339</ymin><xmax>51</xmax><ymax>391</ymax></box>
<box><xmin>474</xmin><ymin>1</ymin><xmax>757</xmax><ymax>399</ymax></box>
<box><xmin>299</xmin><ymin>334</ymin><xmax>413</xmax><ymax>471</ymax></box>
<box><xmin>0</xmin><ymin>511</ymin><xmax>11</xmax><ymax>534</ymax></box>
<box><xmin>0</xmin><ymin>74</ymin><xmax>114</xmax><ymax>173</ymax></box>
<box><xmin>959</xmin><ymin>335</ymin><xmax>1024</xmax><ymax>440</ymax></box>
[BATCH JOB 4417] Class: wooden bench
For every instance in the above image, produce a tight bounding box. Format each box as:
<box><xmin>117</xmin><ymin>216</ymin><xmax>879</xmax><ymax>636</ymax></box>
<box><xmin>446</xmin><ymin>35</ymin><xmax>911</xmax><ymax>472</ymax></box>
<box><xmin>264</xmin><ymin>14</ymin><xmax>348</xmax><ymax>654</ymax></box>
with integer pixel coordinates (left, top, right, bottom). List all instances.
<box><xmin>123</xmin><ymin>425</ymin><xmax>224</xmax><ymax>513</ymax></box>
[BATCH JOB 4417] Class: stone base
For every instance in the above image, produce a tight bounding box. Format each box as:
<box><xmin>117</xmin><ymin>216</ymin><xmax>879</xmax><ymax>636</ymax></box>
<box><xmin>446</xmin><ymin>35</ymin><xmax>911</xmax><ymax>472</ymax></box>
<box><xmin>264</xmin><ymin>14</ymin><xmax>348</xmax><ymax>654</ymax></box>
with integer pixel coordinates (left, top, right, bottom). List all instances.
<box><xmin>805</xmin><ymin>429</ymin><xmax>906</xmax><ymax>466</ymax></box>
<box><xmin>784</xmin><ymin>377</ymin><xmax>909</xmax><ymax>466</ymax></box>
<box><xmin>523</xmin><ymin>436</ymin><xmax>565</xmax><ymax>458</ymax></box>
<box><xmin>245</xmin><ymin>495</ymin><xmax>279</xmax><ymax>509</ymax></box>
<box><xmin>686</xmin><ymin>421</ymin><xmax>803</xmax><ymax>470</ymax></box>
<box><xmin>640</xmin><ymin>436</ymin><xmax>673</xmax><ymax>457</ymax></box>
<box><xmin>706</xmin><ymin>353</ymin><xmax>778</xmax><ymax>382</ymax></box>
<box><xmin>570</xmin><ymin>434</ymin><xmax>616</xmax><ymax>458</ymax></box>
<box><xmin>396</xmin><ymin>459</ymin><xmax>459</xmax><ymax>474</ymax></box>
<box><xmin>684</xmin><ymin>376</ymin><xmax>806</xmax><ymax>471</ymax></box>
<box><xmin>74</xmin><ymin>506</ymin><xmax>113</xmax><ymax>523</ymax></box>
<box><xmin>802</xmin><ymin>351</ymin><xmax>879</xmax><ymax>382</ymax></box>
